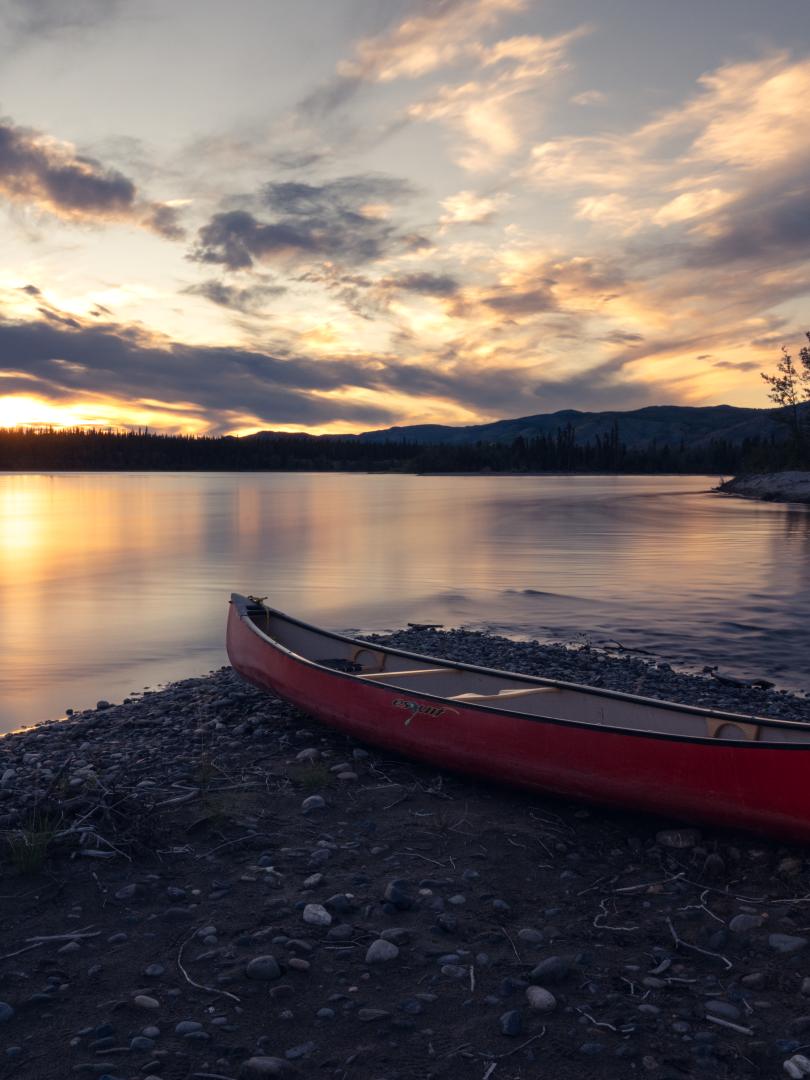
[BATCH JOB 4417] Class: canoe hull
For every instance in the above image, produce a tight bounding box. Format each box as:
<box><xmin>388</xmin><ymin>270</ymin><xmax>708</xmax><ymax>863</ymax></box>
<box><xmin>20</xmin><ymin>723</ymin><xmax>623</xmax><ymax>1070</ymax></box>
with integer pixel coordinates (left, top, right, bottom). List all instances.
<box><xmin>227</xmin><ymin>602</ymin><xmax>810</xmax><ymax>841</ymax></box>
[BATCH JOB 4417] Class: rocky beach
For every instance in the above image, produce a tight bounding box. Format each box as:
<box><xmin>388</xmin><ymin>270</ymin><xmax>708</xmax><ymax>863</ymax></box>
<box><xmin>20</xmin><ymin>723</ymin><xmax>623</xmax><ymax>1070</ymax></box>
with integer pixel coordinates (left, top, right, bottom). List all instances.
<box><xmin>719</xmin><ymin>472</ymin><xmax>810</xmax><ymax>504</ymax></box>
<box><xmin>2</xmin><ymin>630</ymin><xmax>810</xmax><ymax>1080</ymax></box>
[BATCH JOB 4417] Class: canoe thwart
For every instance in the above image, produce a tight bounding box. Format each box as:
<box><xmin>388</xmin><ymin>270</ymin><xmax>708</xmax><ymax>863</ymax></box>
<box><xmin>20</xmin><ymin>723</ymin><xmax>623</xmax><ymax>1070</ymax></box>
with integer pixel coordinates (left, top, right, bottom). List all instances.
<box><xmin>452</xmin><ymin>687</ymin><xmax>562</xmax><ymax>703</ymax></box>
<box><xmin>357</xmin><ymin>667</ymin><xmax>453</xmax><ymax>681</ymax></box>
<box><xmin>705</xmin><ymin>717</ymin><xmax>760</xmax><ymax>741</ymax></box>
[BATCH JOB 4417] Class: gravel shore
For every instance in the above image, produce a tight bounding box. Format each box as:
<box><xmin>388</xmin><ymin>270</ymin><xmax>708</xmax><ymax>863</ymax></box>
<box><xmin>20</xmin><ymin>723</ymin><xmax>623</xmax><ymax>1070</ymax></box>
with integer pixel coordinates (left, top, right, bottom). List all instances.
<box><xmin>2</xmin><ymin>630</ymin><xmax>810</xmax><ymax>1080</ymax></box>
<box><xmin>719</xmin><ymin>471</ymin><xmax>810</xmax><ymax>504</ymax></box>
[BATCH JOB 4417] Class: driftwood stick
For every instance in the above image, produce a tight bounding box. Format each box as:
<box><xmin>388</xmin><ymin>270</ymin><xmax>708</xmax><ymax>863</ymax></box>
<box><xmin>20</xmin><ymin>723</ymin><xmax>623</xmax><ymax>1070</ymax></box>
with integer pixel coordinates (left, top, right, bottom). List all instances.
<box><xmin>666</xmin><ymin>916</ymin><xmax>732</xmax><ymax>969</ymax></box>
<box><xmin>177</xmin><ymin>929</ymin><xmax>241</xmax><ymax>1002</ymax></box>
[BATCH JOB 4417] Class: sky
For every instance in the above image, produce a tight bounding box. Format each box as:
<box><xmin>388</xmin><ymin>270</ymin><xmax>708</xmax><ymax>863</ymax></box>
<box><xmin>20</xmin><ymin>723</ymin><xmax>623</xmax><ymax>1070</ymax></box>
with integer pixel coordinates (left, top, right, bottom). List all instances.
<box><xmin>1</xmin><ymin>0</ymin><xmax>809</xmax><ymax>435</ymax></box>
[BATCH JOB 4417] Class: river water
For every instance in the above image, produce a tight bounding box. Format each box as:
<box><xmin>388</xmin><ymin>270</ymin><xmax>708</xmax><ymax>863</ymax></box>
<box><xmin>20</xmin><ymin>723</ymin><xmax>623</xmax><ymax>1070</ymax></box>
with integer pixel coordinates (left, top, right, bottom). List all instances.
<box><xmin>1</xmin><ymin>472</ymin><xmax>808</xmax><ymax>732</ymax></box>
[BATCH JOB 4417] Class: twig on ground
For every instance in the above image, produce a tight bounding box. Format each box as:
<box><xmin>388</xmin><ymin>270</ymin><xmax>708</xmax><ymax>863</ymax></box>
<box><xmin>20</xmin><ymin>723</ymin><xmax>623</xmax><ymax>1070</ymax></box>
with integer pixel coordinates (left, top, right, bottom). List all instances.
<box><xmin>485</xmin><ymin>1029</ymin><xmax>546</xmax><ymax>1060</ymax></box>
<box><xmin>666</xmin><ymin>916</ymin><xmax>732</xmax><ymax>969</ymax></box>
<box><xmin>593</xmin><ymin>898</ymin><xmax>639</xmax><ymax>932</ymax></box>
<box><xmin>614</xmin><ymin>872</ymin><xmax>685</xmax><ymax>894</ymax></box>
<box><xmin>501</xmin><ymin>926</ymin><xmax>521</xmax><ymax>962</ymax></box>
<box><xmin>706</xmin><ymin>1015</ymin><xmax>753</xmax><ymax>1035</ymax></box>
<box><xmin>576</xmin><ymin>1007</ymin><xmax>619</xmax><ymax>1032</ymax></box>
<box><xmin>177</xmin><ymin>929</ymin><xmax>241</xmax><ymax>1002</ymax></box>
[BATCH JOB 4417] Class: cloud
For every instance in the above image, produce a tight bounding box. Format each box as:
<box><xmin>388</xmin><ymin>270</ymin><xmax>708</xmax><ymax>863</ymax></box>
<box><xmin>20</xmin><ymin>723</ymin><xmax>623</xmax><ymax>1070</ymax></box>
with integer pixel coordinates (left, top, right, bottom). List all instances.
<box><xmin>570</xmin><ymin>89</ymin><xmax>606</xmax><ymax>106</ymax></box>
<box><xmin>390</xmin><ymin>272</ymin><xmax>460</xmax><ymax>296</ymax></box>
<box><xmin>183</xmin><ymin>278</ymin><xmax>287</xmax><ymax>314</ymax></box>
<box><xmin>0</xmin><ymin>118</ymin><xmax>184</xmax><ymax>237</ymax></box>
<box><xmin>439</xmin><ymin>189</ymin><xmax>508</xmax><ymax>225</ymax></box>
<box><xmin>685</xmin><ymin>175</ymin><xmax>810</xmax><ymax>267</ymax></box>
<box><xmin>337</xmin><ymin>0</ymin><xmax>524</xmax><ymax>84</ymax></box>
<box><xmin>2</xmin><ymin>0</ymin><xmax>124</xmax><ymax>41</ymax></box>
<box><xmin>191</xmin><ymin>174</ymin><xmax>416</xmax><ymax>271</ymax></box>
<box><xmin>299</xmin><ymin>0</ymin><xmax>524</xmax><ymax>117</ymax></box>
<box><xmin>408</xmin><ymin>28</ymin><xmax>585</xmax><ymax>170</ymax></box>
<box><xmin>0</xmin><ymin>313</ymin><xmax>398</xmax><ymax>430</ymax></box>
<box><xmin>481</xmin><ymin>287</ymin><xmax>556</xmax><ymax>316</ymax></box>
<box><xmin>0</xmin><ymin>302</ymin><xmax>654</xmax><ymax>432</ymax></box>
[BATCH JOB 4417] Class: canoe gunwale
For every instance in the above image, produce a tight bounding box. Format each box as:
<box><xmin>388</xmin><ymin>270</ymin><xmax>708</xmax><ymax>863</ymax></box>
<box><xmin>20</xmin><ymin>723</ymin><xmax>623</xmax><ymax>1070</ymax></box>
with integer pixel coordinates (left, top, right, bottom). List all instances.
<box><xmin>229</xmin><ymin>594</ymin><xmax>809</xmax><ymax>746</ymax></box>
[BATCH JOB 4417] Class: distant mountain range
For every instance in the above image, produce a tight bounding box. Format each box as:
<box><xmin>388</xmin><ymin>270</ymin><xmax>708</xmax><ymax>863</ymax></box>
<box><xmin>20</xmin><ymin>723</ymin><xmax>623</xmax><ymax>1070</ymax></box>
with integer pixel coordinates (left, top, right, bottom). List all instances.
<box><xmin>248</xmin><ymin>403</ymin><xmax>804</xmax><ymax>450</ymax></box>
<box><xmin>355</xmin><ymin>404</ymin><xmax>810</xmax><ymax>449</ymax></box>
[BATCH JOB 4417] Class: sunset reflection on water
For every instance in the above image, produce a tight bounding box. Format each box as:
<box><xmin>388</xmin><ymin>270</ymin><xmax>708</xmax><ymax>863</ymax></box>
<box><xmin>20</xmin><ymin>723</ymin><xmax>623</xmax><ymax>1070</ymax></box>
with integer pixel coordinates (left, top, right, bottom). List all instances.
<box><xmin>1</xmin><ymin>472</ymin><xmax>808</xmax><ymax>731</ymax></box>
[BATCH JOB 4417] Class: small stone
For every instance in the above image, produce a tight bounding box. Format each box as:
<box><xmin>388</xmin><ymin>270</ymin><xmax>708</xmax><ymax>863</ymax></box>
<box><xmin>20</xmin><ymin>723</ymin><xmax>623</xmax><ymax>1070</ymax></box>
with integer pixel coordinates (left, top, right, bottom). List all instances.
<box><xmin>302</xmin><ymin>904</ymin><xmax>331</xmax><ymax>927</ymax></box>
<box><xmin>770</xmin><ymin>933</ymin><xmax>808</xmax><ymax>954</ymax></box>
<box><xmin>130</xmin><ymin>1036</ymin><xmax>155</xmax><ymax>1051</ymax></box>
<box><xmin>730</xmin><ymin>914</ymin><xmax>763</xmax><ymax>933</ymax></box>
<box><xmin>296</xmin><ymin>748</ymin><xmax>320</xmax><ymax>762</ymax></box>
<box><xmin>529</xmin><ymin>956</ymin><xmax>570</xmax><ymax>984</ymax></box>
<box><xmin>239</xmin><ymin>1056</ymin><xmax>294</xmax><ymax>1077</ymax></box>
<box><xmin>288</xmin><ymin>957</ymin><xmax>310</xmax><ymax>972</ymax></box>
<box><xmin>702</xmin><ymin>853</ymin><xmax>726</xmax><ymax>879</ymax></box>
<box><xmin>96</xmin><ymin>700</ymin><xmax>111</xmax><ymax>710</ymax></box>
<box><xmin>246</xmin><ymin>955</ymin><xmax>282</xmax><ymax>981</ymax></box>
<box><xmin>778</xmin><ymin>857</ymin><xmax>803</xmax><ymax>877</ymax></box>
<box><xmin>0</xmin><ymin>1003</ymin><xmax>14</xmax><ymax>1022</ymax></box>
<box><xmin>580</xmin><ymin>1041</ymin><xmax>606</xmax><ymax>1055</ymax></box>
<box><xmin>656</xmin><ymin>828</ymin><xmax>701</xmax><ymax>849</ymax></box>
<box><xmin>115</xmin><ymin>884</ymin><xmax>140</xmax><ymax>901</ymax></box>
<box><xmin>285</xmin><ymin>1041</ymin><xmax>316</xmax><ymax>1060</ymax></box>
<box><xmin>365</xmin><ymin>939</ymin><xmax>399</xmax><ymax>964</ymax></box>
<box><xmin>517</xmin><ymin>928</ymin><xmax>543</xmax><ymax>943</ymax></box>
<box><xmin>705</xmin><ymin>1000</ymin><xmax>741</xmax><ymax>1021</ymax></box>
<box><xmin>143</xmin><ymin>963</ymin><xmax>165</xmax><ymax>978</ymax></box>
<box><xmin>499</xmin><ymin>1009</ymin><xmax>523</xmax><ymax>1036</ymax></box>
<box><xmin>358</xmin><ymin>1008</ymin><xmax>390</xmax><ymax>1022</ymax></box>
<box><xmin>133</xmin><ymin>995</ymin><xmax>159</xmax><ymax>1010</ymax></box>
<box><xmin>59</xmin><ymin>940</ymin><xmax>80</xmax><ymax>954</ymax></box>
<box><xmin>525</xmin><ymin>986</ymin><xmax>556</xmax><ymax>1012</ymax></box>
<box><xmin>301</xmin><ymin>795</ymin><xmax>325</xmax><ymax>813</ymax></box>
<box><xmin>383</xmin><ymin>880</ymin><xmax>413</xmax><ymax>910</ymax></box>
<box><xmin>380</xmin><ymin>927</ymin><xmax>410</xmax><ymax>944</ymax></box>
<box><xmin>801</xmin><ymin>977</ymin><xmax>810</xmax><ymax>996</ymax></box>
<box><xmin>175</xmin><ymin>1020</ymin><xmax>203</xmax><ymax>1035</ymax></box>
<box><xmin>741</xmin><ymin>972</ymin><xmax>766</xmax><ymax>988</ymax></box>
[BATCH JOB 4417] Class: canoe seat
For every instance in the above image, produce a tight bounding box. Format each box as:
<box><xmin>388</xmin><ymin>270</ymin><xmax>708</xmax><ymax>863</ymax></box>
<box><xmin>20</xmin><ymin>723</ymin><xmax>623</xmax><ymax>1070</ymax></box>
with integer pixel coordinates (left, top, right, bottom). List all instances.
<box><xmin>357</xmin><ymin>668</ymin><xmax>453</xmax><ymax>681</ymax></box>
<box><xmin>452</xmin><ymin>687</ymin><xmax>561</xmax><ymax>703</ymax></box>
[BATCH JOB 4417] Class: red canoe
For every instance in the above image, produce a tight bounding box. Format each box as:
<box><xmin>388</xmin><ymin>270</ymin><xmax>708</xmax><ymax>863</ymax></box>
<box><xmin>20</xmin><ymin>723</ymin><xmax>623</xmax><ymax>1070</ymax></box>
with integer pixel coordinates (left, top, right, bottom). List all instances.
<box><xmin>227</xmin><ymin>594</ymin><xmax>810</xmax><ymax>841</ymax></box>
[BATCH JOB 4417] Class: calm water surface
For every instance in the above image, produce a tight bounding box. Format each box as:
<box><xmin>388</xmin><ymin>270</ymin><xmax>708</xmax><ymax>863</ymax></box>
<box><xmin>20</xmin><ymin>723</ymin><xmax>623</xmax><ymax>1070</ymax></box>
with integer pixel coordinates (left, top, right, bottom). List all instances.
<box><xmin>2</xmin><ymin>472</ymin><xmax>809</xmax><ymax>731</ymax></box>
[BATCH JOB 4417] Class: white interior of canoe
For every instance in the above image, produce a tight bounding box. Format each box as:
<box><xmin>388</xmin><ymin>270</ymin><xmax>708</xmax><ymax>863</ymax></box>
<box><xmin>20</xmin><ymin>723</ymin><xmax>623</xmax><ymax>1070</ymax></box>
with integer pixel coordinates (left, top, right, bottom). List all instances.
<box><xmin>244</xmin><ymin>605</ymin><xmax>810</xmax><ymax>745</ymax></box>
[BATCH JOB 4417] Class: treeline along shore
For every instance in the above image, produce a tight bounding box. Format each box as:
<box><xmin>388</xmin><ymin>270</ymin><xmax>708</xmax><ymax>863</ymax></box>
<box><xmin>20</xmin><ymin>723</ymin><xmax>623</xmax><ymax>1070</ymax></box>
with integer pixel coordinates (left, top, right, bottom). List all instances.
<box><xmin>0</xmin><ymin>424</ymin><xmax>796</xmax><ymax>474</ymax></box>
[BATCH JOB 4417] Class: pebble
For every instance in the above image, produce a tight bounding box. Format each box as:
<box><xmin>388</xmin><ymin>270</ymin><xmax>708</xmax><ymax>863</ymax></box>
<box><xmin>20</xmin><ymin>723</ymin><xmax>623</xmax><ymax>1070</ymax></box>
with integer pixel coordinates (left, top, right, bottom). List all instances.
<box><xmin>365</xmin><ymin>939</ymin><xmax>400</xmax><ymax>963</ymax></box>
<box><xmin>525</xmin><ymin>986</ymin><xmax>556</xmax><ymax>1012</ymax></box>
<box><xmin>384</xmin><ymin>879</ymin><xmax>414</xmax><ymax>909</ymax></box>
<box><xmin>529</xmin><ymin>956</ymin><xmax>570</xmax><ymax>983</ymax></box>
<box><xmin>239</xmin><ymin>1057</ymin><xmax>294</xmax><ymax>1077</ymax></box>
<box><xmin>0</xmin><ymin>1003</ymin><xmax>14</xmax><ymax>1022</ymax></box>
<box><xmin>770</xmin><ymin>933</ymin><xmax>808</xmax><ymax>953</ymax></box>
<box><xmin>175</xmin><ymin>1020</ymin><xmax>203</xmax><ymax>1034</ymax></box>
<box><xmin>656</xmin><ymin>828</ymin><xmax>701</xmax><ymax>849</ymax></box>
<box><xmin>705</xmin><ymin>1000</ymin><xmax>741</xmax><ymax>1021</ymax></box>
<box><xmin>500</xmin><ymin>1009</ymin><xmax>523</xmax><ymax>1036</ymax></box>
<box><xmin>301</xmin><ymin>795</ymin><xmax>325</xmax><ymax>812</ymax></box>
<box><xmin>246</xmin><ymin>955</ymin><xmax>282</xmax><ymax>981</ymax></box>
<box><xmin>302</xmin><ymin>903</ymin><xmax>332</xmax><ymax>926</ymax></box>
<box><xmin>132</xmin><ymin>995</ymin><xmax>159</xmax><ymax>1009</ymax></box>
<box><xmin>729</xmin><ymin>913</ymin><xmax>763</xmax><ymax>932</ymax></box>
<box><xmin>358</xmin><ymin>1008</ymin><xmax>389</xmax><ymax>1021</ymax></box>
